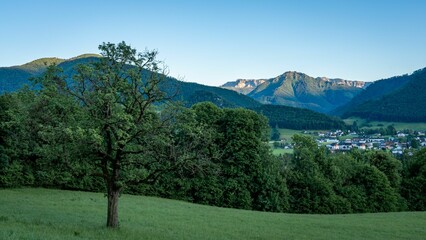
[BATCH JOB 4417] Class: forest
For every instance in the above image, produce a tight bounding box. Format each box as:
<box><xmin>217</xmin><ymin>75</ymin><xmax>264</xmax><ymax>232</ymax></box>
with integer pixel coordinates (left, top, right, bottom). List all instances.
<box><xmin>342</xmin><ymin>68</ymin><xmax>426</xmax><ymax>122</ymax></box>
<box><xmin>0</xmin><ymin>42</ymin><xmax>425</xmax><ymax>228</ymax></box>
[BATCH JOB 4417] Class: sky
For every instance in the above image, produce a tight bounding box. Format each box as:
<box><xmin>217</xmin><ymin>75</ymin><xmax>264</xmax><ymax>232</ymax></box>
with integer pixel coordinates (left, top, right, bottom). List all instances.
<box><xmin>1</xmin><ymin>0</ymin><xmax>425</xmax><ymax>86</ymax></box>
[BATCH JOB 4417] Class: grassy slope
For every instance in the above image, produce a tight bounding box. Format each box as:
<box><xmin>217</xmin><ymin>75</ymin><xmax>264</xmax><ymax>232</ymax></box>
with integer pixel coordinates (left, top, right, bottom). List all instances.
<box><xmin>272</xmin><ymin>148</ymin><xmax>294</xmax><ymax>155</ymax></box>
<box><xmin>1</xmin><ymin>189</ymin><xmax>425</xmax><ymax>240</ymax></box>
<box><xmin>344</xmin><ymin>117</ymin><xmax>426</xmax><ymax>131</ymax></box>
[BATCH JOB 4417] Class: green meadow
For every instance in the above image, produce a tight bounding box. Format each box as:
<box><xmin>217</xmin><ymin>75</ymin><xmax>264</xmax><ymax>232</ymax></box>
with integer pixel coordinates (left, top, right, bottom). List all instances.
<box><xmin>1</xmin><ymin>188</ymin><xmax>425</xmax><ymax>240</ymax></box>
<box><xmin>272</xmin><ymin>148</ymin><xmax>294</xmax><ymax>155</ymax></box>
<box><xmin>344</xmin><ymin>117</ymin><xmax>426</xmax><ymax>131</ymax></box>
<box><xmin>277</xmin><ymin>128</ymin><xmax>324</xmax><ymax>142</ymax></box>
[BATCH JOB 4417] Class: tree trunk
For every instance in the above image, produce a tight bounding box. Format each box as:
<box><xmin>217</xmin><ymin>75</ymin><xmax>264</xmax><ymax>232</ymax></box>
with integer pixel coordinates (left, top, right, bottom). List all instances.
<box><xmin>106</xmin><ymin>188</ymin><xmax>120</xmax><ymax>228</ymax></box>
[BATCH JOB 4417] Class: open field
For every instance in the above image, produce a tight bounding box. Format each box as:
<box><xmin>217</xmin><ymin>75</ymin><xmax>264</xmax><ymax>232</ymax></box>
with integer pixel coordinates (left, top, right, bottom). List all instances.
<box><xmin>272</xmin><ymin>148</ymin><xmax>294</xmax><ymax>155</ymax></box>
<box><xmin>0</xmin><ymin>188</ymin><xmax>425</xmax><ymax>240</ymax></box>
<box><xmin>344</xmin><ymin>117</ymin><xmax>426</xmax><ymax>131</ymax></box>
<box><xmin>277</xmin><ymin>129</ymin><xmax>325</xmax><ymax>142</ymax></box>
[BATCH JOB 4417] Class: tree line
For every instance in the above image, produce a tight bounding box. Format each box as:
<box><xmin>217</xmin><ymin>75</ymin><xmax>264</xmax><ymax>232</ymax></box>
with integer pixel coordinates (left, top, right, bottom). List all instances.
<box><xmin>0</xmin><ymin>42</ymin><xmax>425</xmax><ymax>228</ymax></box>
<box><xmin>251</xmin><ymin>104</ymin><xmax>346</xmax><ymax>130</ymax></box>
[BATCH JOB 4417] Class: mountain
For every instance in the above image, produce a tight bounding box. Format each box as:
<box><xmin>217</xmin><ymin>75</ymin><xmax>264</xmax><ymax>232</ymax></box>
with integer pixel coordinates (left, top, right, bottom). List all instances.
<box><xmin>0</xmin><ymin>56</ymin><xmax>347</xmax><ymax>130</ymax></box>
<box><xmin>221</xmin><ymin>79</ymin><xmax>267</xmax><ymax>94</ymax></box>
<box><xmin>222</xmin><ymin>71</ymin><xmax>368</xmax><ymax>113</ymax></box>
<box><xmin>0</xmin><ymin>54</ymin><xmax>100</xmax><ymax>93</ymax></box>
<box><xmin>341</xmin><ymin>68</ymin><xmax>426</xmax><ymax>122</ymax></box>
<box><xmin>0</xmin><ymin>55</ymin><xmax>261</xmax><ymax>109</ymax></box>
<box><xmin>332</xmin><ymin>73</ymin><xmax>412</xmax><ymax>116</ymax></box>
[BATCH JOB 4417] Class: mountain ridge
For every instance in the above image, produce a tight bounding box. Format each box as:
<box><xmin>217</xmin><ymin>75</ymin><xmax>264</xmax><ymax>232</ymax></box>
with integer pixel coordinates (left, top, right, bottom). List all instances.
<box><xmin>222</xmin><ymin>71</ymin><xmax>369</xmax><ymax>113</ymax></box>
<box><xmin>0</xmin><ymin>55</ymin><xmax>346</xmax><ymax>130</ymax></box>
<box><xmin>340</xmin><ymin>68</ymin><xmax>426</xmax><ymax>122</ymax></box>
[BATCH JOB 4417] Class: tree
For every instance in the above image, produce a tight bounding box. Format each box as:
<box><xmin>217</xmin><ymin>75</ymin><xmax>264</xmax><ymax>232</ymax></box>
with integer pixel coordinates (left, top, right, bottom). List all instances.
<box><xmin>271</xmin><ymin>125</ymin><xmax>281</xmax><ymax>141</ymax></box>
<box><xmin>366</xmin><ymin>151</ymin><xmax>402</xmax><ymax>190</ymax></box>
<box><xmin>34</xmin><ymin>42</ymin><xmax>172</xmax><ymax>228</ymax></box>
<box><xmin>287</xmin><ymin>135</ymin><xmax>342</xmax><ymax>213</ymax></box>
<box><xmin>401</xmin><ymin>148</ymin><xmax>426</xmax><ymax>210</ymax></box>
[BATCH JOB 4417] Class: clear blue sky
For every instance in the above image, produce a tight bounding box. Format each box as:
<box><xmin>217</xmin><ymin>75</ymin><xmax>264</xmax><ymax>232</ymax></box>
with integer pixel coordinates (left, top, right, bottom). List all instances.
<box><xmin>1</xmin><ymin>0</ymin><xmax>425</xmax><ymax>86</ymax></box>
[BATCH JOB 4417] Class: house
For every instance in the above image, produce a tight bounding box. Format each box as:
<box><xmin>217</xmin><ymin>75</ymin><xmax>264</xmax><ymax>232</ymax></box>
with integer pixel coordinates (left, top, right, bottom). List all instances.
<box><xmin>397</xmin><ymin>132</ymin><xmax>406</xmax><ymax>138</ymax></box>
<box><xmin>358</xmin><ymin>143</ymin><xmax>366</xmax><ymax>150</ymax></box>
<box><xmin>340</xmin><ymin>142</ymin><xmax>352</xmax><ymax>151</ymax></box>
<box><xmin>392</xmin><ymin>147</ymin><xmax>403</xmax><ymax>155</ymax></box>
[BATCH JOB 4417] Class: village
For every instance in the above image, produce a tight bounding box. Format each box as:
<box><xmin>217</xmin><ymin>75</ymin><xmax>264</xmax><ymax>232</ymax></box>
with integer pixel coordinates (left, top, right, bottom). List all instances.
<box><xmin>272</xmin><ymin>129</ymin><xmax>426</xmax><ymax>155</ymax></box>
<box><xmin>316</xmin><ymin>130</ymin><xmax>426</xmax><ymax>154</ymax></box>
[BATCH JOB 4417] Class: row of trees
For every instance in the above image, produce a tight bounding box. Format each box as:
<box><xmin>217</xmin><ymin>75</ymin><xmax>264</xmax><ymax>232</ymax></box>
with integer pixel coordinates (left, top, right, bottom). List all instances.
<box><xmin>0</xmin><ymin>42</ymin><xmax>425</xmax><ymax>228</ymax></box>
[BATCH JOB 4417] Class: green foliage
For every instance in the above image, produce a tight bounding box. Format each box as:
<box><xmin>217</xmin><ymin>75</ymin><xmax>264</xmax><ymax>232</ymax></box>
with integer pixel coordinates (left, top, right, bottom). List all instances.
<box><xmin>150</xmin><ymin>102</ymin><xmax>289</xmax><ymax>212</ymax></box>
<box><xmin>342</xmin><ymin>68</ymin><xmax>426</xmax><ymax>122</ymax></box>
<box><xmin>252</xmin><ymin>104</ymin><xmax>347</xmax><ymax>130</ymax></box>
<box><xmin>366</xmin><ymin>151</ymin><xmax>402</xmax><ymax>190</ymax></box>
<box><xmin>271</xmin><ymin>126</ymin><xmax>280</xmax><ymax>141</ymax></box>
<box><xmin>284</xmin><ymin>135</ymin><xmax>401</xmax><ymax>213</ymax></box>
<box><xmin>287</xmin><ymin>135</ymin><xmax>342</xmax><ymax>213</ymax></box>
<box><xmin>401</xmin><ymin>148</ymin><xmax>426</xmax><ymax>210</ymax></box>
<box><xmin>333</xmin><ymin>72</ymin><xmax>412</xmax><ymax>116</ymax></box>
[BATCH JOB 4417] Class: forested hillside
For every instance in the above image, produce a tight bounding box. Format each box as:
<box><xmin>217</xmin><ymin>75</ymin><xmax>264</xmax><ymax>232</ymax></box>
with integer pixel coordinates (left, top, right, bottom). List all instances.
<box><xmin>342</xmin><ymin>68</ymin><xmax>426</xmax><ymax>122</ymax></box>
<box><xmin>0</xmin><ymin>55</ymin><xmax>99</xmax><ymax>93</ymax></box>
<box><xmin>333</xmin><ymin>72</ymin><xmax>413</xmax><ymax>116</ymax></box>
<box><xmin>252</xmin><ymin>104</ymin><xmax>346</xmax><ymax>130</ymax></box>
<box><xmin>0</xmin><ymin>56</ymin><xmax>348</xmax><ymax>130</ymax></box>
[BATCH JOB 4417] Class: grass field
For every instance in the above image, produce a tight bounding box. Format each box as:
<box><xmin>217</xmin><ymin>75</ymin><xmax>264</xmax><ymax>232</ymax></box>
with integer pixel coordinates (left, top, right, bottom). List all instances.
<box><xmin>272</xmin><ymin>148</ymin><xmax>294</xmax><ymax>155</ymax></box>
<box><xmin>344</xmin><ymin>117</ymin><xmax>426</xmax><ymax>131</ymax></box>
<box><xmin>1</xmin><ymin>188</ymin><xmax>425</xmax><ymax>240</ymax></box>
<box><xmin>277</xmin><ymin>129</ymin><xmax>324</xmax><ymax>142</ymax></box>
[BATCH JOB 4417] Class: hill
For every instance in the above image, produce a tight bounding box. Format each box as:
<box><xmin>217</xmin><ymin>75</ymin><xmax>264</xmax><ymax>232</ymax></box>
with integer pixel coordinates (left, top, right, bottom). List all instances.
<box><xmin>1</xmin><ymin>188</ymin><xmax>425</xmax><ymax>240</ymax></box>
<box><xmin>0</xmin><ymin>56</ymin><xmax>349</xmax><ymax>130</ymax></box>
<box><xmin>223</xmin><ymin>72</ymin><xmax>368</xmax><ymax>113</ymax></box>
<box><xmin>0</xmin><ymin>55</ymin><xmax>261</xmax><ymax>109</ymax></box>
<box><xmin>332</xmin><ymin>72</ymin><xmax>413</xmax><ymax>116</ymax></box>
<box><xmin>252</xmin><ymin>104</ymin><xmax>346</xmax><ymax>130</ymax></box>
<box><xmin>341</xmin><ymin>68</ymin><xmax>426</xmax><ymax>122</ymax></box>
<box><xmin>0</xmin><ymin>54</ymin><xmax>100</xmax><ymax>93</ymax></box>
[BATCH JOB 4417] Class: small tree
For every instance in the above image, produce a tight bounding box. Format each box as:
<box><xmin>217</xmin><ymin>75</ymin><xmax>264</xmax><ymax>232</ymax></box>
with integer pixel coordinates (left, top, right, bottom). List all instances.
<box><xmin>271</xmin><ymin>126</ymin><xmax>281</xmax><ymax>141</ymax></box>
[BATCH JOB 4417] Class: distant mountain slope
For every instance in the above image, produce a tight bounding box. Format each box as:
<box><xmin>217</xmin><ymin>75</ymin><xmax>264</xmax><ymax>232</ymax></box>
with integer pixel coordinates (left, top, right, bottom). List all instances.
<box><xmin>221</xmin><ymin>79</ymin><xmax>267</xmax><ymax>94</ymax></box>
<box><xmin>251</xmin><ymin>104</ymin><xmax>346</xmax><ymax>130</ymax></box>
<box><xmin>231</xmin><ymin>71</ymin><xmax>368</xmax><ymax>113</ymax></box>
<box><xmin>0</xmin><ymin>54</ymin><xmax>100</xmax><ymax>93</ymax></box>
<box><xmin>1</xmin><ymin>56</ymin><xmax>349</xmax><ymax>129</ymax></box>
<box><xmin>332</xmin><ymin>73</ymin><xmax>412</xmax><ymax>116</ymax></box>
<box><xmin>342</xmin><ymin>68</ymin><xmax>426</xmax><ymax>122</ymax></box>
<box><xmin>0</xmin><ymin>55</ymin><xmax>262</xmax><ymax>109</ymax></box>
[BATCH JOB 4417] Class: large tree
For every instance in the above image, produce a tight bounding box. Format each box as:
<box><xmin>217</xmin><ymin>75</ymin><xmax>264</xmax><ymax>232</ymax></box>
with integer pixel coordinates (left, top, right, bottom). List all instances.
<box><xmin>34</xmin><ymin>42</ymin><xmax>172</xmax><ymax>228</ymax></box>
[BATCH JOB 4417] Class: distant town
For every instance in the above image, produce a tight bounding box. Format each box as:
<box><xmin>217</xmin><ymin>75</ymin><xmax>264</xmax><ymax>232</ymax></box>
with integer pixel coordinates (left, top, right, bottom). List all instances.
<box><xmin>273</xmin><ymin>129</ymin><xmax>426</xmax><ymax>155</ymax></box>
